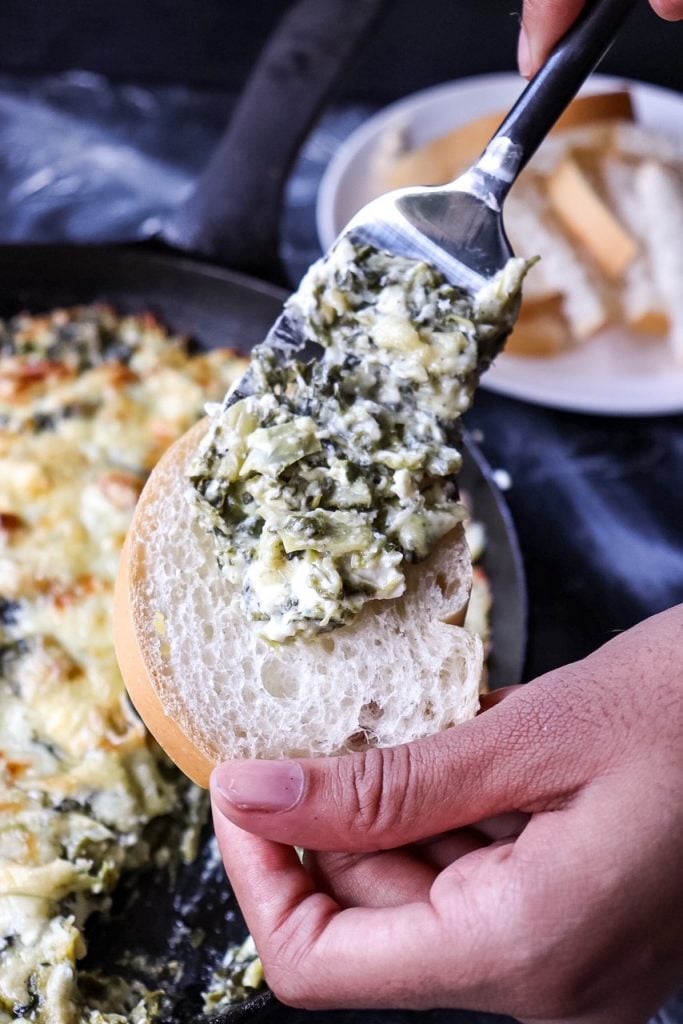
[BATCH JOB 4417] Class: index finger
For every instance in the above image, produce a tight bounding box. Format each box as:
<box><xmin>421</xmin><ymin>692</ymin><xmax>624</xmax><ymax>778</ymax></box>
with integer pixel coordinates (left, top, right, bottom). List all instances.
<box><xmin>211</xmin><ymin>798</ymin><xmax>459</xmax><ymax>1010</ymax></box>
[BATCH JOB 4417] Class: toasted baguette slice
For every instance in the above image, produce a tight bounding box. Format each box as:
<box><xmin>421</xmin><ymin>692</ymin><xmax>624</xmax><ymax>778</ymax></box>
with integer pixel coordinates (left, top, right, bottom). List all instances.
<box><xmin>505</xmin><ymin>179</ymin><xmax>610</xmax><ymax>339</ymax></box>
<box><xmin>506</xmin><ymin>295</ymin><xmax>571</xmax><ymax>357</ymax></box>
<box><xmin>114</xmin><ymin>420</ymin><xmax>483</xmax><ymax>786</ymax></box>
<box><xmin>635</xmin><ymin>161</ymin><xmax>683</xmax><ymax>362</ymax></box>
<box><xmin>599</xmin><ymin>156</ymin><xmax>669</xmax><ymax>336</ymax></box>
<box><xmin>546</xmin><ymin>157</ymin><xmax>638</xmax><ymax>279</ymax></box>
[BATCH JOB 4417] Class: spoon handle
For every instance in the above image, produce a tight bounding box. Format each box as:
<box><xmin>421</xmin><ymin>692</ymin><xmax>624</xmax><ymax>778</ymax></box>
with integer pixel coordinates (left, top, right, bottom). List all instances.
<box><xmin>474</xmin><ymin>0</ymin><xmax>638</xmax><ymax>203</ymax></box>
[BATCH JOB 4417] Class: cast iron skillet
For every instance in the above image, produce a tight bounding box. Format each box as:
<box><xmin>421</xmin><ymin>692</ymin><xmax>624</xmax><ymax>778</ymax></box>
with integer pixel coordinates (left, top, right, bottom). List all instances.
<box><xmin>0</xmin><ymin>3</ymin><xmax>525</xmax><ymax>1021</ymax></box>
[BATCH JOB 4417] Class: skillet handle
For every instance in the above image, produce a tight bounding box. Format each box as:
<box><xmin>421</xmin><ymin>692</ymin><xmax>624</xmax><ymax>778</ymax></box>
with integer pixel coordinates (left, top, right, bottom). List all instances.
<box><xmin>161</xmin><ymin>0</ymin><xmax>392</xmax><ymax>285</ymax></box>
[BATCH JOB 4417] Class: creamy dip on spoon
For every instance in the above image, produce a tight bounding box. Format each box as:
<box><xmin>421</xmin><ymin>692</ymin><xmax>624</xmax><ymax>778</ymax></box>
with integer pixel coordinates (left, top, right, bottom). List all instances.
<box><xmin>189</xmin><ymin>240</ymin><xmax>530</xmax><ymax>642</ymax></box>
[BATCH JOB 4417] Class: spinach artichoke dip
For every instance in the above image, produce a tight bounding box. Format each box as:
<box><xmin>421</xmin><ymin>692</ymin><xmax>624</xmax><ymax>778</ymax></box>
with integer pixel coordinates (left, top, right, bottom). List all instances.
<box><xmin>190</xmin><ymin>240</ymin><xmax>529</xmax><ymax>642</ymax></box>
<box><xmin>0</xmin><ymin>307</ymin><xmax>248</xmax><ymax>1024</ymax></box>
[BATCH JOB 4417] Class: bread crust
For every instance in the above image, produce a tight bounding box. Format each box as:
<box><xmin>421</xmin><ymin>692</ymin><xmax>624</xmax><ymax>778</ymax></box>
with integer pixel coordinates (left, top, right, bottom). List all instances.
<box><xmin>115</xmin><ymin>420</ymin><xmax>216</xmax><ymax>785</ymax></box>
<box><xmin>114</xmin><ymin>534</ymin><xmax>216</xmax><ymax>786</ymax></box>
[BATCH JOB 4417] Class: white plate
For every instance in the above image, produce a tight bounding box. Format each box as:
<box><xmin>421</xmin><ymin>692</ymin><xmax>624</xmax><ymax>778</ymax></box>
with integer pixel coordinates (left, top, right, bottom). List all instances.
<box><xmin>316</xmin><ymin>73</ymin><xmax>683</xmax><ymax>416</ymax></box>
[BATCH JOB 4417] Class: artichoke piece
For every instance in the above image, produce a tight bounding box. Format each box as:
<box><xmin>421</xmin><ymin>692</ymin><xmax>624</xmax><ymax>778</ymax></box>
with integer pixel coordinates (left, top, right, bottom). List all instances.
<box><xmin>279</xmin><ymin>509</ymin><xmax>375</xmax><ymax>557</ymax></box>
<box><xmin>240</xmin><ymin>417</ymin><xmax>321</xmax><ymax>477</ymax></box>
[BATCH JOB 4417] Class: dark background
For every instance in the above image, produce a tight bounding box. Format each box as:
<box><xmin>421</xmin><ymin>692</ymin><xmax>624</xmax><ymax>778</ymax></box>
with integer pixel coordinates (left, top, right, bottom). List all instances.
<box><xmin>1</xmin><ymin>0</ymin><xmax>681</xmax><ymax>98</ymax></box>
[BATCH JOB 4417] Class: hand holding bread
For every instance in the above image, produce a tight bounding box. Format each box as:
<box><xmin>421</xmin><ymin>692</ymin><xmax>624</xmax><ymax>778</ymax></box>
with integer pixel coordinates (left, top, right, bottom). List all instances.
<box><xmin>211</xmin><ymin>605</ymin><xmax>683</xmax><ymax>1022</ymax></box>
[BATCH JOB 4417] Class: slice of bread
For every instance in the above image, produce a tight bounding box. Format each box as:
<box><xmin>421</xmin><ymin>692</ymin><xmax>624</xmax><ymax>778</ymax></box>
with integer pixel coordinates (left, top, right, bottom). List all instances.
<box><xmin>506</xmin><ymin>294</ymin><xmax>571</xmax><ymax>357</ymax></box>
<box><xmin>546</xmin><ymin>157</ymin><xmax>638</xmax><ymax>279</ymax></box>
<box><xmin>635</xmin><ymin>161</ymin><xmax>683</xmax><ymax>362</ymax></box>
<box><xmin>504</xmin><ymin>179</ymin><xmax>610</xmax><ymax>340</ymax></box>
<box><xmin>114</xmin><ymin>420</ymin><xmax>483</xmax><ymax>787</ymax></box>
<box><xmin>599</xmin><ymin>156</ymin><xmax>669</xmax><ymax>336</ymax></box>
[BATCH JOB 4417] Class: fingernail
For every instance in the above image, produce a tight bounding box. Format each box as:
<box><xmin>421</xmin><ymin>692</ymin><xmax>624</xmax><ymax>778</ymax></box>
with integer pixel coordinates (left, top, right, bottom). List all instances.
<box><xmin>212</xmin><ymin>760</ymin><xmax>305</xmax><ymax>812</ymax></box>
<box><xmin>517</xmin><ymin>25</ymin><xmax>532</xmax><ymax>79</ymax></box>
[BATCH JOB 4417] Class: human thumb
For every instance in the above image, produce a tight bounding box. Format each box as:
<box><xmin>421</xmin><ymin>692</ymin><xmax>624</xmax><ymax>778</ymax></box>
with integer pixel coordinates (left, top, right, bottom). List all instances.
<box><xmin>211</xmin><ymin>667</ymin><xmax>603</xmax><ymax>852</ymax></box>
<box><xmin>518</xmin><ymin>0</ymin><xmax>586</xmax><ymax>77</ymax></box>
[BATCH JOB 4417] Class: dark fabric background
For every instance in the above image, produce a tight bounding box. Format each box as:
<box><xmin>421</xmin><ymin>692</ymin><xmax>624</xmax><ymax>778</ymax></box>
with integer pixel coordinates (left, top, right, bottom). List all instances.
<box><xmin>1</xmin><ymin>0</ymin><xmax>682</xmax><ymax>96</ymax></box>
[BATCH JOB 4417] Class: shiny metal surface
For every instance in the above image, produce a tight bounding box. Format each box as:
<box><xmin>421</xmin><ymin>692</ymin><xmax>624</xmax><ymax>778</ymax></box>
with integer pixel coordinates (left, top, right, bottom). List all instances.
<box><xmin>267</xmin><ymin>0</ymin><xmax>637</xmax><ymax>359</ymax></box>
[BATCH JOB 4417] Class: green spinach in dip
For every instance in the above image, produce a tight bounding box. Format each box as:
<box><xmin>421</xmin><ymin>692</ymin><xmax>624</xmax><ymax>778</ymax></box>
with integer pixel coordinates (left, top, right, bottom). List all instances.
<box><xmin>189</xmin><ymin>241</ymin><xmax>530</xmax><ymax>642</ymax></box>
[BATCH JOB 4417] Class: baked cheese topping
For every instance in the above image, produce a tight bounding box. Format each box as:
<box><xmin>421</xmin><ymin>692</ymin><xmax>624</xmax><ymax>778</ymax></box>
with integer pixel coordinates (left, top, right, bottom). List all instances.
<box><xmin>190</xmin><ymin>241</ymin><xmax>529</xmax><ymax>642</ymax></box>
<box><xmin>0</xmin><ymin>307</ymin><xmax>247</xmax><ymax>1024</ymax></box>
<box><xmin>202</xmin><ymin>936</ymin><xmax>264</xmax><ymax>1015</ymax></box>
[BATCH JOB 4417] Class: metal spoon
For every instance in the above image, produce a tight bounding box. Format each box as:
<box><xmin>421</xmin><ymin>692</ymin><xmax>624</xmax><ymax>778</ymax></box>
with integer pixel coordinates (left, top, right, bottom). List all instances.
<box><xmin>254</xmin><ymin>0</ymin><xmax>637</xmax><ymax>373</ymax></box>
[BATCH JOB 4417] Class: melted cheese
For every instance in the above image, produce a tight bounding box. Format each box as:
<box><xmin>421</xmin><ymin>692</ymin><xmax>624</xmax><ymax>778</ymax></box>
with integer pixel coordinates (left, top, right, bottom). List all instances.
<box><xmin>0</xmin><ymin>307</ymin><xmax>247</xmax><ymax>1024</ymax></box>
<box><xmin>191</xmin><ymin>242</ymin><xmax>528</xmax><ymax>642</ymax></box>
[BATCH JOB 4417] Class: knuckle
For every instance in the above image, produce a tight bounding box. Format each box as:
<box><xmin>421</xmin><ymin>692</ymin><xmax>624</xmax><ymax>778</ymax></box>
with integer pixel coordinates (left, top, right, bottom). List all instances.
<box><xmin>259</xmin><ymin>932</ymin><xmax>311</xmax><ymax>1008</ymax></box>
<box><xmin>262</xmin><ymin>961</ymin><xmax>299</xmax><ymax>1007</ymax></box>
<box><xmin>264</xmin><ymin>961</ymin><xmax>311</xmax><ymax>1009</ymax></box>
<box><xmin>259</xmin><ymin>897</ymin><xmax>335</xmax><ymax>1009</ymax></box>
<box><xmin>264</xmin><ymin>954</ymin><xmax>335</xmax><ymax>1011</ymax></box>
<box><xmin>337</xmin><ymin>745</ymin><xmax>413</xmax><ymax>843</ymax></box>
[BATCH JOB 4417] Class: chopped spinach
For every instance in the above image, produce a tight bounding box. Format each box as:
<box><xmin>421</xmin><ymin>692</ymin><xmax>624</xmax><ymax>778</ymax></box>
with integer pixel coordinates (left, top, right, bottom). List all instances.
<box><xmin>190</xmin><ymin>241</ymin><xmax>530</xmax><ymax>641</ymax></box>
